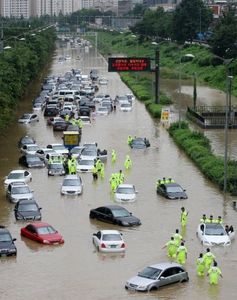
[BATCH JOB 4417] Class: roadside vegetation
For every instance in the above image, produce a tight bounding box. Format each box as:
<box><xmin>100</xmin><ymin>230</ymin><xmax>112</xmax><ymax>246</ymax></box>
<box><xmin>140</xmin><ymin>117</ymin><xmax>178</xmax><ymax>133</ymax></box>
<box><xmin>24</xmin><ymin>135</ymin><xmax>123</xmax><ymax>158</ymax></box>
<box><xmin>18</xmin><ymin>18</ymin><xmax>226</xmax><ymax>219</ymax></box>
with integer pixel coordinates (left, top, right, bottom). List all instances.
<box><xmin>0</xmin><ymin>21</ymin><xmax>56</xmax><ymax>131</ymax></box>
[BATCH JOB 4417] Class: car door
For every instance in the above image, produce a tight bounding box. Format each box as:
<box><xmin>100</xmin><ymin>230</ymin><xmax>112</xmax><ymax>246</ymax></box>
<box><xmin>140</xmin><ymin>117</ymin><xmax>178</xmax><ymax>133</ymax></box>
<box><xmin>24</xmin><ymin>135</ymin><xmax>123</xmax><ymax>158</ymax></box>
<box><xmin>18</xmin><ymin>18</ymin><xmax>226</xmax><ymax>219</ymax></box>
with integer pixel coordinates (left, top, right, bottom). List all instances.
<box><xmin>167</xmin><ymin>267</ymin><xmax>186</xmax><ymax>284</ymax></box>
<box><xmin>94</xmin><ymin>231</ymin><xmax>101</xmax><ymax>247</ymax></box>
<box><xmin>158</xmin><ymin>268</ymin><xmax>174</xmax><ymax>287</ymax></box>
<box><xmin>95</xmin><ymin>207</ymin><xmax>107</xmax><ymax>222</ymax></box>
<box><xmin>24</xmin><ymin>225</ymin><xmax>37</xmax><ymax>240</ymax></box>
<box><xmin>104</xmin><ymin>208</ymin><xmax>114</xmax><ymax>224</ymax></box>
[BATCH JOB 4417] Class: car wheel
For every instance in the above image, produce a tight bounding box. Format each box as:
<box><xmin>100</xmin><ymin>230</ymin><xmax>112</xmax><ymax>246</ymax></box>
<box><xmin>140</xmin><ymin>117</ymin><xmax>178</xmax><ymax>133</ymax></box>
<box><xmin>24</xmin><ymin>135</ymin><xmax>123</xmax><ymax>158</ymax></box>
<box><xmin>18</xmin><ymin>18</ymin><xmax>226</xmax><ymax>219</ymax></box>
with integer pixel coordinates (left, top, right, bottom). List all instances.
<box><xmin>90</xmin><ymin>213</ymin><xmax>95</xmax><ymax>219</ymax></box>
<box><xmin>148</xmin><ymin>286</ymin><xmax>157</xmax><ymax>292</ymax></box>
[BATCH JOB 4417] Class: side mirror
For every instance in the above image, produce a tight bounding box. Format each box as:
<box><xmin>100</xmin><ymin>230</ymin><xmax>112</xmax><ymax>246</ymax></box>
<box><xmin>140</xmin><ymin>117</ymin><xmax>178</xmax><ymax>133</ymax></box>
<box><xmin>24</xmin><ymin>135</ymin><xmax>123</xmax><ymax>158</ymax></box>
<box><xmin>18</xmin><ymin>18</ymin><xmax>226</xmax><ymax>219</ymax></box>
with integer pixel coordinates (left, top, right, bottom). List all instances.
<box><xmin>12</xmin><ymin>238</ymin><xmax>17</xmax><ymax>242</ymax></box>
<box><xmin>93</xmin><ymin>233</ymin><xmax>96</xmax><ymax>236</ymax></box>
<box><xmin>160</xmin><ymin>276</ymin><xmax>165</xmax><ymax>280</ymax></box>
<box><xmin>130</xmin><ymin>212</ymin><xmax>132</xmax><ymax>216</ymax></box>
<box><xmin>183</xmin><ymin>189</ymin><xmax>186</xmax><ymax>192</ymax></box>
<box><xmin>39</xmin><ymin>207</ymin><xmax>42</xmax><ymax>210</ymax></box>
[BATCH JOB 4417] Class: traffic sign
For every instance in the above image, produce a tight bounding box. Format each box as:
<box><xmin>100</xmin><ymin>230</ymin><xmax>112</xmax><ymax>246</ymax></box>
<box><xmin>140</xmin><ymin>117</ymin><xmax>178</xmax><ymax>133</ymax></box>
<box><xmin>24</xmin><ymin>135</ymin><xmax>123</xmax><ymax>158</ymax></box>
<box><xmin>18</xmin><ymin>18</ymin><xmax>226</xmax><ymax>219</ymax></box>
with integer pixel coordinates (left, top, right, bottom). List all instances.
<box><xmin>108</xmin><ymin>57</ymin><xmax>151</xmax><ymax>72</ymax></box>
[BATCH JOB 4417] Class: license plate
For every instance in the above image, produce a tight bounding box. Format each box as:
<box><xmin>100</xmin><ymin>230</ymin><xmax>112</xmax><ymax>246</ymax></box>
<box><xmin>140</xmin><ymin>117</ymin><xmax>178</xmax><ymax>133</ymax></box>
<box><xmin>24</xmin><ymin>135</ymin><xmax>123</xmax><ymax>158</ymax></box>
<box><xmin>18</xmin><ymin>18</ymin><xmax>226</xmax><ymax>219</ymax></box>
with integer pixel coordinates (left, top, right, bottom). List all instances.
<box><xmin>110</xmin><ymin>245</ymin><xmax>117</xmax><ymax>248</ymax></box>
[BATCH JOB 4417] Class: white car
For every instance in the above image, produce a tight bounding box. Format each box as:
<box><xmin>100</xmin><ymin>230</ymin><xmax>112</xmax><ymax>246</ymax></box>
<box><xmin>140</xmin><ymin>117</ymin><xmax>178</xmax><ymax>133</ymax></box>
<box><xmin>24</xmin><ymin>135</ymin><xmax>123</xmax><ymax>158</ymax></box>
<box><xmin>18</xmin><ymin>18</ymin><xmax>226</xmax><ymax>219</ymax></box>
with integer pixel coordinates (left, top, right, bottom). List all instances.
<box><xmin>120</xmin><ymin>101</ymin><xmax>132</xmax><ymax>112</ymax></box>
<box><xmin>92</xmin><ymin>230</ymin><xmax>126</xmax><ymax>253</ymax></box>
<box><xmin>61</xmin><ymin>175</ymin><xmax>83</xmax><ymax>195</ymax></box>
<box><xmin>77</xmin><ymin>158</ymin><xmax>95</xmax><ymax>173</ymax></box>
<box><xmin>79</xmin><ymin>116</ymin><xmax>91</xmax><ymax>125</ymax></box>
<box><xmin>126</xmin><ymin>93</ymin><xmax>135</xmax><ymax>102</ymax></box>
<box><xmin>4</xmin><ymin>170</ymin><xmax>32</xmax><ymax>188</ymax></box>
<box><xmin>18</xmin><ymin>113</ymin><xmax>39</xmax><ymax>124</ymax></box>
<box><xmin>46</xmin><ymin>144</ymin><xmax>69</xmax><ymax>155</ymax></box>
<box><xmin>70</xmin><ymin>146</ymin><xmax>84</xmax><ymax>158</ymax></box>
<box><xmin>115</xmin><ymin>184</ymin><xmax>137</xmax><ymax>203</ymax></box>
<box><xmin>80</xmin><ymin>147</ymin><xmax>97</xmax><ymax>161</ymax></box>
<box><xmin>21</xmin><ymin>144</ymin><xmax>41</xmax><ymax>155</ymax></box>
<box><xmin>96</xmin><ymin>107</ymin><xmax>109</xmax><ymax>116</ymax></box>
<box><xmin>196</xmin><ymin>223</ymin><xmax>233</xmax><ymax>246</ymax></box>
<box><xmin>35</xmin><ymin>148</ymin><xmax>57</xmax><ymax>162</ymax></box>
<box><xmin>93</xmin><ymin>94</ymin><xmax>107</xmax><ymax>103</ymax></box>
<box><xmin>98</xmin><ymin>77</ymin><xmax>108</xmax><ymax>85</ymax></box>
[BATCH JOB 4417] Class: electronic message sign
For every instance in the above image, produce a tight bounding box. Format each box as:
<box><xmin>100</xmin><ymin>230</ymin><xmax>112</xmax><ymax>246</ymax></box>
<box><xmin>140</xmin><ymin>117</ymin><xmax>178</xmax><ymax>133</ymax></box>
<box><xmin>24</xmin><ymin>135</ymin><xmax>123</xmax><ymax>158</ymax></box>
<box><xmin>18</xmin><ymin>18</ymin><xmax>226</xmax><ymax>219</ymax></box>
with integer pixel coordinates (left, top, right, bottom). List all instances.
<box><xmin>108</xmin><ymin>57</ymin><xmax>151</xmax><ymax>72</ymax></box>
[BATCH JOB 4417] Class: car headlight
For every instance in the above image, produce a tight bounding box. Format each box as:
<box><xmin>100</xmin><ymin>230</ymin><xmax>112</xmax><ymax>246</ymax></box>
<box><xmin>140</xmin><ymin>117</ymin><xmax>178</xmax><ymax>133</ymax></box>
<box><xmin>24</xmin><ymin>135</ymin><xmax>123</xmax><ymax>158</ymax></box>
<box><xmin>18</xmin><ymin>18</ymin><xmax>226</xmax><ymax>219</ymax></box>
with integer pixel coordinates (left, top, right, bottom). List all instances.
<box><xmin>9</xmin><ymin>248</ymin><xmax>16</xmax><ymax>252</ymax></box>
<box><xmin>43</xmin><ymin>240</ymin><xmax>50</xmax><ymax>244</ymax></box>
<box><xmin>122</xmin><ymin>222</ymin><xmax>129</xmax><ymax>226</ymax></box>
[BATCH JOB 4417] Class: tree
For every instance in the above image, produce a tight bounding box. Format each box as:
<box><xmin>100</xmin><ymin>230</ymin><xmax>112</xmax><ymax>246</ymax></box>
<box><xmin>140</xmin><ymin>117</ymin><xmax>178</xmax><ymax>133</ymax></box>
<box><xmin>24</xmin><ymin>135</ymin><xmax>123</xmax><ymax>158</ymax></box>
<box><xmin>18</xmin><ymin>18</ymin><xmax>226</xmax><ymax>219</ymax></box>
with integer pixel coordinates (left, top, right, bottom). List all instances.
<box><xmin>209</xmin><ymin>9</ymin><xmax>237</xmax><ymax>59</ymax></box>
<box><xmin>172</xmin><ymin>0</ymin><xmax>212</xmax><ymax>43</ymax></box>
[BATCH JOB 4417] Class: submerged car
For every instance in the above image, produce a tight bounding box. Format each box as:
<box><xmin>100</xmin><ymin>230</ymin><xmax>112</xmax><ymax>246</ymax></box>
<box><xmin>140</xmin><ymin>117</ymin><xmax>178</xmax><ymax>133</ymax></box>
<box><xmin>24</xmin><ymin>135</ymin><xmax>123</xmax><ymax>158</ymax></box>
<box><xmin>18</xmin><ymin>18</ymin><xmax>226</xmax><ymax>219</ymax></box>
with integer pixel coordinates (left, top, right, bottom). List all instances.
<box><xmin>46</xmin><ymin>144</ymin><xmax>69</xmax><ymax>155</ymax></box>
<box><xmin>48</xmin><ymin>163</ymin><xmax>65</xmax><ymax>176</ymax></box>
<box><xmin>14</xmin><ymin>199</ymin><xmax>42</xmax><ymax>221</ymax></box>
<box><xmin>120</xmin><ymin>102</ymin><xmax>132</xmax><ymax>112</ymax></box>
<box><xmin>0</xmin><ymin>226</ymin><xmax>17</xmax><ymax>257</ymax></box>
<box><xmin>77</xmin><ymin>158</ymin><xmax>95</xmax><ymax>173</ymax></box>
<box><xmin>4</xmin><ymin>170</ymin><xmax>32</xmax><ymax>188</ymax></box>
<box><xmin>156</xmin><ymin>183</ymin><xmax>187</xmax><ymax>200</ymax></box>
<box><xmin>115</xmin><ymin>184</ymin><xmax>137</xmax><ymax>203</ymax></box>
<box><xmin>21</xmin><ymin>222</ymin><xmax>64</xmax><ymax>244</ymax></box>
<box><xmin>92</xmin><ymin>230</ymin><xmax>126</xmax><ymax>253</ymax></box>
<box><xmin>18</xmin><ymin>136</ymin><xmax>36</xmax><ymax>148</ymax></box>
<box><xmin>20</xmin><ymin>144</ymin><xmax>41</xmax><ymax>155</ymax></box>
<box><xmin>61</xmin><ymin>175</ymin><xmax>83</xmax><ymax>195</ymax></box>
<box><xmin>125</xmin><ymin>262</ymin><xmax>189</xmax><ymax>292</ymax></box>
<box><xmin>89</xmin><ymin>205</ymin><xmax>141</xmax><ymax>227</ymax></box>
<box><xmin>18</xmin><ymin>113</ymin><xmax>39</xmax><ymax>124</ymax></box>
<box><xmin>130</xmin><ymin>138</ymin><xmax>150</xmax><ymax>149</ymax></box>
<box><xmin>196</xmin><ymin>223</ymin><xmax>233</xmax><ymax>246</ymax></box>
<box><xmin>19</xmin><ymin>154</ymin><xmax>45</xmax><ymax>168</ymax></box>
<box><xmin>6</xmin><ymin>182</ymin><xmax>33</xmax><ymax>203</ymax></box>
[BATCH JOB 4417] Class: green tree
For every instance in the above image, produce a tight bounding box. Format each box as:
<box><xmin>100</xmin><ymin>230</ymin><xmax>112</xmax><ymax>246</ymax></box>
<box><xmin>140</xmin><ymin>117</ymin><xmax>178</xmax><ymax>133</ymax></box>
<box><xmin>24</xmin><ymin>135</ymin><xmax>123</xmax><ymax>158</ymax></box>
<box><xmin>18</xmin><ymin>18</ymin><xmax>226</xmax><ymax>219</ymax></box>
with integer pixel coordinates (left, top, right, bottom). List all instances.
<box><xmin>172</xmin><ymin>0</ymin><xmax>212</xmax><ymax>43</ymax></box>
<box><xmin>209</xmin><ymin>9</ymin><xmax>237</xmax><ymax>59</ymax></box>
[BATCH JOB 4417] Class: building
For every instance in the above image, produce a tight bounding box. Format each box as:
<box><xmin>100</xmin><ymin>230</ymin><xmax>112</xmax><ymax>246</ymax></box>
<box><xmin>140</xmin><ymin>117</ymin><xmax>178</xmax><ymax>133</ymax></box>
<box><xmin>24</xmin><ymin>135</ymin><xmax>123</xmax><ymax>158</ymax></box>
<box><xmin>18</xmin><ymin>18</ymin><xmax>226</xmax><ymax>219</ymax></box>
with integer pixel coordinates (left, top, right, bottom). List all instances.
<box><xmin>117</xmin><ymin>0</ymin><xmax>132</xmax><ymax>16</ymax></box>
<box><xmin>94</xmin><ymin>0</ymin><xmax>118</xmax><ymax>13</ymax></box>
<box><xmin>0</xmin><ymin>0</ymin><xmax>31</xmax><ymax>18</ymax></box>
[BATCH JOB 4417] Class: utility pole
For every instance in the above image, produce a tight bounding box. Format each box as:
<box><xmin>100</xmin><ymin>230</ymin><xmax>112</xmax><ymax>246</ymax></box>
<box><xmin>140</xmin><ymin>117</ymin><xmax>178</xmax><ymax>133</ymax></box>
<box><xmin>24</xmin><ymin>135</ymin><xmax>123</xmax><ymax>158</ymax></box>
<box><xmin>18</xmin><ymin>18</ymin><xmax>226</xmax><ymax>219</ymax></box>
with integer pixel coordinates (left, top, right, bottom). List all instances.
<box><xmin>155</xmin><ymin>48</ymin><xmax>160</xmax><ymax>104</ymax></box>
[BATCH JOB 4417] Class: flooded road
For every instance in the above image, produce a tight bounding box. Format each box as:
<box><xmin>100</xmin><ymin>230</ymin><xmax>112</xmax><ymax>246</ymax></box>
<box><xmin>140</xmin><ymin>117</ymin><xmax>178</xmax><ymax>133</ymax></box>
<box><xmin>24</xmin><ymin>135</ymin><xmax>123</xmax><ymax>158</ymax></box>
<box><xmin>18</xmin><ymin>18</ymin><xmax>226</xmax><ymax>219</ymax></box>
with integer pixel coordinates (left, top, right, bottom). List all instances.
<box><xmin>0</xmin><ymin>42</ymin><xmax>237</xmax><ymax>300</ymax></box>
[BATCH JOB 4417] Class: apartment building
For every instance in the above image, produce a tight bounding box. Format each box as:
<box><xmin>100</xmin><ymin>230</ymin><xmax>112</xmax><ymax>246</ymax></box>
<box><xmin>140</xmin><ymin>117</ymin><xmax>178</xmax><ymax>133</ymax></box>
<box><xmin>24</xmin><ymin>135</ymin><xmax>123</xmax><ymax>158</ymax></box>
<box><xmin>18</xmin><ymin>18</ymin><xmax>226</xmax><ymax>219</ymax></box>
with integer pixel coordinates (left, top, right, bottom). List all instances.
<box><xmin>0</xmin><ymin>0</ymin><xmax>31</xmax><ymax>18</ymax></box>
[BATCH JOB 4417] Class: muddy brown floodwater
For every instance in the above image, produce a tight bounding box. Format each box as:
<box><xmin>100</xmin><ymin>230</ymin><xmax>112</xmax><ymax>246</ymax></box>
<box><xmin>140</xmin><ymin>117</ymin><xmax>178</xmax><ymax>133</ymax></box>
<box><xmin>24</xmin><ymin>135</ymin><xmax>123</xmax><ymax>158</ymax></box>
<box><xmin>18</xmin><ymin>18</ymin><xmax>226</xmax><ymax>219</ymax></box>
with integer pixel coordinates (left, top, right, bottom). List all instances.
<box><xmin>0</xmin><ymin>42</ymin><xmax>237</xmax><ymax>300</ymax></box>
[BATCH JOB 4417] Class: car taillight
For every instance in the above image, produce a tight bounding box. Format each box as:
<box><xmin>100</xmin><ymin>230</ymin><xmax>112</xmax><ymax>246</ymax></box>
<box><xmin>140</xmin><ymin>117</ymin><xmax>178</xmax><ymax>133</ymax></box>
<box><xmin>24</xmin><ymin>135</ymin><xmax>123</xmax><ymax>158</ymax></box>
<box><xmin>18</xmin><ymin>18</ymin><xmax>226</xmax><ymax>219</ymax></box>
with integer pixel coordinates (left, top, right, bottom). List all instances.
<box><xmin>121</xmin><ymin>243</ymin><xmax>125</xmax><ymax>248</ymax></box>
<box><xmin>101</xmin><ymin>243</ymin><xmax>106</xmax><ymax>248</ymax></box>
<box><xmin>43</xmin><ymin>240</ymin><xmax>50</xmax><ymax>244</ymax></box>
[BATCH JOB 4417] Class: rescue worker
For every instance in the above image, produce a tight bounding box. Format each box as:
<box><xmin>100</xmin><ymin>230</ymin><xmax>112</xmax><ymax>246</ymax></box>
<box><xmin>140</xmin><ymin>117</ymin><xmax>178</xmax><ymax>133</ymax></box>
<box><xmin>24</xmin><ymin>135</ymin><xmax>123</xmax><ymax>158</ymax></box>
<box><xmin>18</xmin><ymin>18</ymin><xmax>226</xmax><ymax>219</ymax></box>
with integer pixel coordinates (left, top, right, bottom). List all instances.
<box><xmin>176</xmin><ymin>242</ymin><xmax>187</xmax><ymax>265</ymax></box>
<box><xmin>207</xmin><ymin>261</ymin><xmax>223</xmax><ymax>285</ymax></box>
<box><xmin>95</xmin><ymin>158</ymin><xmax>102</xmax><ymax>173</ymax></box>
<box><xmin>67</xmin><ymin>157</ymin><xmax>72</xmax><ymax>174</ymax></box>
<box><xmin>206</xmin><ymin>215</ymin><xmax>214</xmax><ymax>223</ymax></box>
<box><xmin>111</xmin><ymin>149</ymin><xmax>117</xmax><ymax>163</ymax></box>
<box><xmin>65</xmin><ymin>113</ymin><xmax>70</xmax><ymax>122</ymax></box>
<box><xmin>70</xmin><ymin>159</ymin><xmax>77</xmax><ymax>174</ymax></box>
<box><xmin>92</xmin><ymin>164</ymin><xmax>98</xmax><ymax>180</ymax></box>
<box><xmin>156</xmin><ymin>179</ymin><xmax>162</xmax><ymax>187</ymax></box>
<box><xmin>160</xmin><ymin>177</ymin><xmax>166</xmax><ymax>184</ymax></box>
<box><xmin>48</xmin><ymin>156</ymin><xmax>53</xmax><ymax>165</ymax></box>
<box><xmin>124</xmin><ymin>155</ymin><xmax>132</xmax><ymax>170</ymax></box>
<box><xmin>109</xmin><ymin>174</ymin><xmax>117</xmax><ymax>191</ymax></box>
<box><xmin>118</xmin><ymin>170</ymin><xmax>125</xmax><ymax>184</ymax></box>
<box><xmin>173</xmin><ymin>229</ymin><xmax>183</xmax><ymax>247</ymax></box>
<box><xmin>163</xmin><ymin>236</ymin><xmax>177</xmax><ymax>259</ymax></box>
<box><xmin>165</xmin><ymin>178</ymin><xmax>171</xmax><ymax>184</ymax></box>
<box><xmin>196</xmin><ymin>253</ymin><xmax>205</xmax><ymax>277</ymax></box>
<box><xmin>215</xmin><ymin>216</ymin><xmax>223</xmax><ymax>224</ymax></box>
<box><xmin>76</xmin><ymin>118</ymin><xmax>83</xmax><ymax>129</ymax></box>
<box><xmin>203</xmin><ymin>248</ymin><xmax>216</xmax><ymax>271</ymax></box>
<box><xmin>200</xmin><ymin>214</ymin><xmax>207</xmax><ymax>223</ymax></box>
<box><xmin>99</xmin><ymin>162</ymin><xmax>105</xmax><ymax>178</ymax></box>
<box><xmin>168</xmin><ymin>178</ymin><xmax>175</xmax><ymax>183</ymax></box>
<box><xmin>127</xmin><ymin>135</ymin><xmax>133</xmax><ymax>146</ymax></box>
<box><xmin>180</xmin><ymin>207</ymin><xmax>188</xmax><ymax>227</ymax></box>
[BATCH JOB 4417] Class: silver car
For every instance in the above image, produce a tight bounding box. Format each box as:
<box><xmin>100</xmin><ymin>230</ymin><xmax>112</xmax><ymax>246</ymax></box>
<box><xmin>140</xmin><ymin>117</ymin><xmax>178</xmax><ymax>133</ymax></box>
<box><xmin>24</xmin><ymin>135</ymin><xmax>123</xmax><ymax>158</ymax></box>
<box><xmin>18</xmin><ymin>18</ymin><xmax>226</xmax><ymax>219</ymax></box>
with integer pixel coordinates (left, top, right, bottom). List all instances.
<box><xmin>61</xmin><ymin>175</ymin><xmax>83</xmax><ymax>195</ymax></box>
<box><xmin>6</xmin><ymin>182</ymin><xmax>34</xmax><ymax>204</ymax></box>
<box><xmin>125</xmin><ymin>262</ymin><xmax>189</xmax><ymax>292</ymax></box>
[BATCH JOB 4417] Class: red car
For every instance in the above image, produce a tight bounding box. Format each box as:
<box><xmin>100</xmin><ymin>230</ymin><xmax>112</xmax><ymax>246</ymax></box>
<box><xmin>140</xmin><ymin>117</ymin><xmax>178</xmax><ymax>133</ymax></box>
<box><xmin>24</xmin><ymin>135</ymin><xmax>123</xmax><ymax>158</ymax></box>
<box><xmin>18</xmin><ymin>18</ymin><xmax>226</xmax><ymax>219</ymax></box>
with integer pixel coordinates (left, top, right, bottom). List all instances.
<box><xmin>21</xmin><ymin>222</ymin><xmax>64</xmax><ymax>245</ymax></box>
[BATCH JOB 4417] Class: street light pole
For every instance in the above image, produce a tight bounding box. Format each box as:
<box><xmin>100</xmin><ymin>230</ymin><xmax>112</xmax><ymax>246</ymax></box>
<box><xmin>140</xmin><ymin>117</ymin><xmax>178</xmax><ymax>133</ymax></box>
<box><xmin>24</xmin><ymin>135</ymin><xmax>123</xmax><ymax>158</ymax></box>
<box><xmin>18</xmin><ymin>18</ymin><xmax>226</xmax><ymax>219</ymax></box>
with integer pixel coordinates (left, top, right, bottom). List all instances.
<box><xmin>223</xmin><ymin>75</ymin><xmax>233</xmax><ymax>193</ymax></box>
<box><xmin>178</xmin><ymin>56</ymin><xmax>182</xmax><ymax>128</ymax></box>
<box><xmin>155</xmin><ymin>48</ymin><xmax>160</xmax><ymax>104</ymax></box>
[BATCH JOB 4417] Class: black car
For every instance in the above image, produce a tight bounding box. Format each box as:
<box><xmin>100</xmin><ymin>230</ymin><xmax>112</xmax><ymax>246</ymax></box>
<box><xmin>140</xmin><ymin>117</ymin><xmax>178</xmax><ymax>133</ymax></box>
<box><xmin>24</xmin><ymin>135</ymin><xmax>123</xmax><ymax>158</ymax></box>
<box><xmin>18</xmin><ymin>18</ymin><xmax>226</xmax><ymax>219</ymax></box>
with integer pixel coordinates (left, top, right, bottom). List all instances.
<box><xmin>44</xmin><ymin>105</ymin><xmax>59</xmax><ymax>117</ymax></box>
<box><xmin>53</xmin><ymin>120</ymin><xmax>68</xmax><ymax>131</ymax></box>
<box><xmin>19</xmin><ymin>154</ymin><xmax>45</xmax><ymax>168</ymax></box>
<box><xmin>14</xmin><ymin>199</ymin><xmax>42</xmax><ymax>221</ymax></box>
<box><xmin>130</xmin><ymin>138</ymin><xmax>150</xmax><ymax>149</ymax></box>
<box><xmin>0</xmin><ymin>226</ymin><xmax>17</xmax><ymax>257</ymax></box>
<box><xmin>18</xmin><ymin>135</ymin><xmax>36</xmax><ymax>148</ymax></box>
<box><xmin>89</xmin><ymin>205</ymin><xmax>141</xmax><ymax>227</ymax></box>
<box><xmin>79</xmin><ymin>106</ymin><xmax>91</xmax><ymax>117</ymax></box>
<box><xmin>156</xmin><ymin>183</ymin><xmax>188</xmax><ymax>200</ymax></box>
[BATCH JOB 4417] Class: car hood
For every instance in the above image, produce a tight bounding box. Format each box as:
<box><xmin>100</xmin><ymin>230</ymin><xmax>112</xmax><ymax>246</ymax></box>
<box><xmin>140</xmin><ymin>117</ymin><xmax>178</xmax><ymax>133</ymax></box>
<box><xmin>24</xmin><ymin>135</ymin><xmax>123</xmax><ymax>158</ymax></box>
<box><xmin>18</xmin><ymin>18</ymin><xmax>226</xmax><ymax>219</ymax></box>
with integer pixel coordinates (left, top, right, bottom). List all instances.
<box><xmin>40</xmin><ymin>233</ymin><xmax>63</xmax><ymax>242</ymax></box>
<box><xmin>62</xmin><ymin>186</ymin><xmax>82</xmax><ymax>192</ymax></box>
<box><xmin>115</xmin><ymin>193</ymin><xmax>136</xmax><ymax>201</ymax></box>
<box><xmin>116</xmin><ymin>216</ymin><xmax>140</xmax><ymax>225</ymax></box>
<box><xmin>0</xmin><ymin>241</ymin><xmax>16</xmax><ymax>252</ymax></box>
<box><xmin>203</xmin><ymin>235</ymin><xmax>231</xmax><ymax>245</ymax></box>
<box><xmin>18</xmin><ymin>119</ymin><xmax>29</xmax><ymax>124</ymax></box>
<box><xmin>167</xmin><ymin>192</ymin><xmax>187</xmax><ymax>199</ymax></box>
<box><xmin>11</xmin><ymin>193</ymin><xmax>33</xmax><ymax>201</ymax></box>
<box><xmin>16</xmin><ymin>210</ymin><xmax>41</xmax><ymax>219</ymax></box>
<box><xmin>127</xmin><ymin>275</ymin><xmax>156</xmax><ymax>286</ymax></box>
<box><xmin>28</xmin><ymin>161</ymin><xmax>44</xmax><ymax>167</ymax></box>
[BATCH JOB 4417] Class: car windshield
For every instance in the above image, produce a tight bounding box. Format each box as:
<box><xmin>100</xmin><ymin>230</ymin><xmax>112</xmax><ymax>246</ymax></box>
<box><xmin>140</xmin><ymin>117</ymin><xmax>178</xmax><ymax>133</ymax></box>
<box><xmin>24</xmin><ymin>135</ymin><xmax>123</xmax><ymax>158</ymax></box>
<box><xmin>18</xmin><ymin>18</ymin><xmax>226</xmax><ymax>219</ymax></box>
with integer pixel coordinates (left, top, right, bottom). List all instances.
<box><xmin>37</xmin><ymin>226</ymin><xmax>57</xmax><ymax>235</ymax></box>
<box><xmin>112</xmin><ymin>208</ymin><xmax>130</xmax><ymax>218</ymax></box>
<box><xmin>81</xmin><ymin>149</ymin><xmax>97</xmax><ymax>156</ymax></box>
<box><xmin>28</xmin><ymin>145</ymin><xmax>39</xmax><ymax>151</ymax></box>
<box><xmin>63</xmin><ymin>179</ymin><xmax>81</xmax><ymax>186</ymax></box>
<box><xmin>118</xmin><ymin>96</ymin><xmax>128</xmax><ymax>101</ymax></box>
<box><xmin>0</xmin><ymin>233</ymin><xmax>12</xmax><ymax>242</ymax></box>
<box><xmin>18</xmin><ymin>204</ymin><xmax>38</xmax><ymax>212</ymax></box>
<box><xmin>166</xmin><ymin>186</ymin><xmax>183</xmax><ymax>193</ymax></box>
<box><xmin>71</xmin><ymin>148</ymin><xmax>82</xmax><ymax>154</ymax></box>
<box><xmin>21</xmin><ymin>114</ymin><xmax>30</xmax><ymax>119</ymax></box>
<box><xmin>50</xmin><ymin>164</ymin><xmax>63</xmax><ymax>169</ymax></box>
<box><xmin>98</xmin><ymin>107</ymin><xmax>108</xmax><ymax>111</ymax></box>
<box><xmin>53</xmin><ymin>145</ymin><xmax>65</xmax><ymax>150</ymax></box>
<box><xmin>102</xmin><ymin>234</ymin><xmax>122</xmax><ymax>241</ymax></box>
<box><xmin>121</xmin><ymin>103</ymin><xmax>131</xmax><ymax>107</ymax></box>
<box><xmin>8</xmin><ymin>173</ymin><xmax>24</xmax><ymax>179</ymax></box>
<box><xmin>27</xmin><ymin>156</ymin><xmax>41</xmax><ymax>163</ymax></box>
<box><xmin>132</xmin><ymin>139</ymin><xmax>145</xmax><ymax>146</ymax></box>
<box><xmin>138</xmin><ymin>267</ymin><xmax>162</xmax><ymax>279</ymax></box>
<box><xmin>116</xmin><ymin>187</ymin><xmax>135</xmax><ymax>194</ymax></box>
<box><xmin>205</xmin><ymin>224</ymin><xmax>226</xmax><ymax>236</ymax></box>
<box><xmin>79</xmin><ymin>159</ymin><xmax>94</xmax><ymax>166</ymax></box>
<box><xmin>12</xmin><ymin>186</ymin><xmax>30</xmax><ymax>194</ymax></box>
<box><xmin>21</xmin><ymin>137</ymin><xmax>34</xmax><ymax>144</ymax></box>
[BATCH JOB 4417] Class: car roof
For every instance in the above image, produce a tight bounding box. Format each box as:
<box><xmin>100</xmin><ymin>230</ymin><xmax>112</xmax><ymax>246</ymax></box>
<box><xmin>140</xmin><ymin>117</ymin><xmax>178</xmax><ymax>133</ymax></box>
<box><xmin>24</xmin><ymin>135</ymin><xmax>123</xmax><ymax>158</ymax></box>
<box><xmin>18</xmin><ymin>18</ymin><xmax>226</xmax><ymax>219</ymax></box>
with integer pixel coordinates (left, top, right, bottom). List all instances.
<box><xmin>164</xmin><ymin>183</ymin><xmax>180</xmax><ymax>187</ymax></box>
<box><xmin>99</xmin><ymin>205</ymin><xmax>126</xmax><ymax>210</ymax></box>
<box><xmin>117</xmin><ymin>184</ymin><xmax>134</xmax><ymax>188</ymax></box>
<box><xmin>100</xmin><ymin>230</ymin><xmax>121</xmax><ymax>235</ymax></box>
<box><xmin>10</xmin><ymin>181</ymin><xmax>28</xmax><ymax>187</ymax></box>
<box><xmin>149</xmin><ymin>262</ymin><xmax>184</xmax><ymax>270</ymax></box>
<box><xmin>9</xmin><ymin>170</ymin><xmax>26</xmax><ymax>174</ymax></box>
<box><xmin>64</xmin><ymin>175</ymin><xmax>80</xmax><ymax>180</ymax></box>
